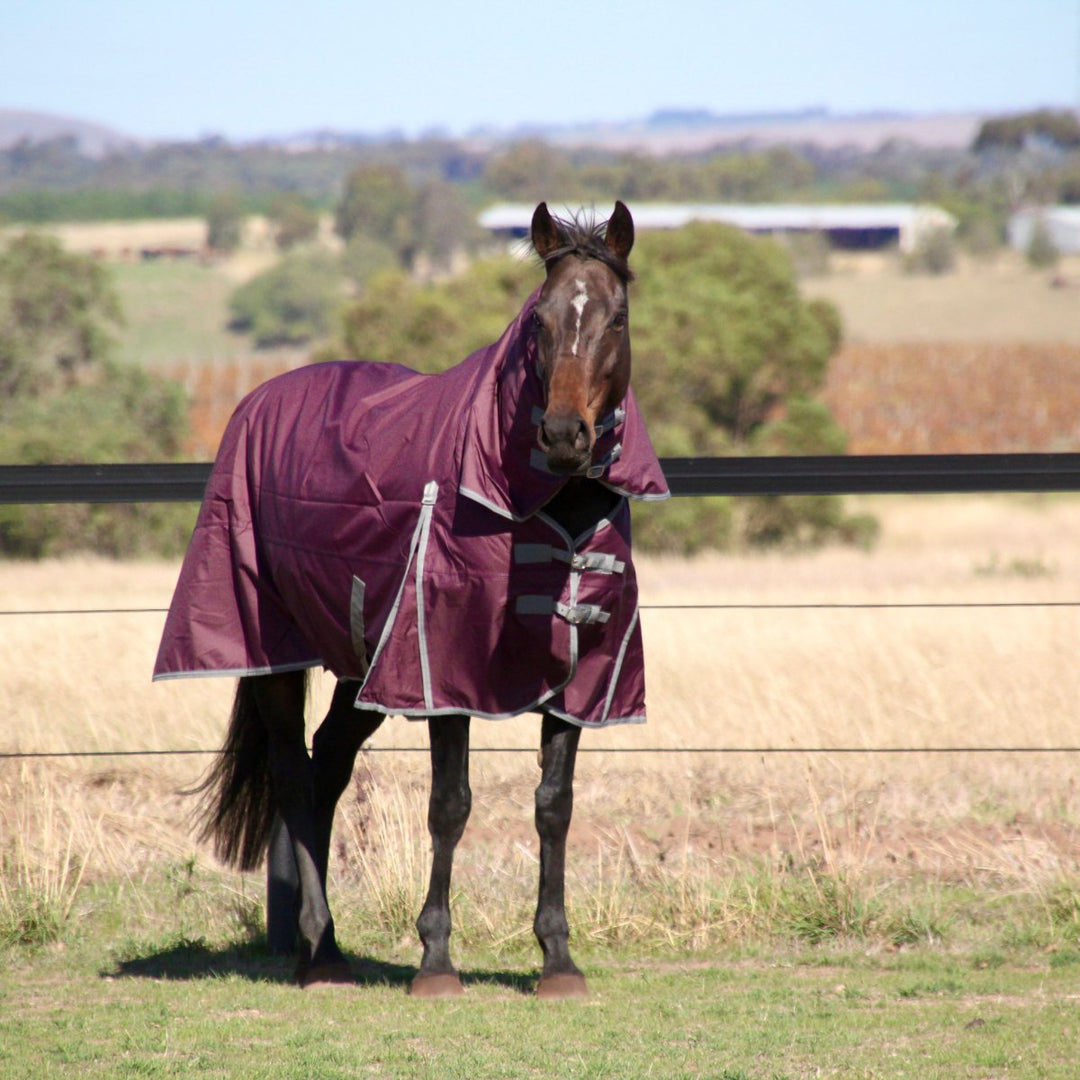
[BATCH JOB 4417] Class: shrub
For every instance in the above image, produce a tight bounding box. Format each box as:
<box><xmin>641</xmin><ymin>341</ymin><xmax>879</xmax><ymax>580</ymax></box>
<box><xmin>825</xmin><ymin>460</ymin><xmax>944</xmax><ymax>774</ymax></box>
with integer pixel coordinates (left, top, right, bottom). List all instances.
<box><xmin>0</xmin><ymin>232</ymin><xmax>194</xmax><ymax>557</ymax></box>
<box><xmin>904</xmin><ymin>227</ymin><xmax>957</xmax><ymax>275</ymax></box>
<box><xmin>229</xmin><ymin>251</ymin><xmax>344</xmax><ymax>346</ymax></box>
<box><xmin>0</xmin><ymin>362</ymin><xmax>194</xmax><ymax>557</ymax></box>
<box><xmin>1026</xmin><ymin>218</ymin><xmax>1060</xmax><ymax>269</ymax></box>
<box><xmin>0</xmin><ymin>232</ymin><xmax>122</xmax><ymax>395</ymax></box>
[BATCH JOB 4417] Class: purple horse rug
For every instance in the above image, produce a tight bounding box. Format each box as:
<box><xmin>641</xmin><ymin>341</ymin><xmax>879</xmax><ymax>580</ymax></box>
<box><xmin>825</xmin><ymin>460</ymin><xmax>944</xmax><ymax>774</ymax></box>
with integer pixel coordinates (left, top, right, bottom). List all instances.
<box><xmin>154</xmin><ymin>291</ymin><xmax>670</xmax><ymax>727</ymax></box>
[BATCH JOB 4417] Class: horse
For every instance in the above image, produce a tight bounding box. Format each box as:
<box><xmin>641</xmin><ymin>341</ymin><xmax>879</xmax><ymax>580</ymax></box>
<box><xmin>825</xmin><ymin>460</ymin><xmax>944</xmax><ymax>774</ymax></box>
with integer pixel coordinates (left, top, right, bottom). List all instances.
<box><xmin>154</xmin><ymin>201</ymin><xmax>670</xmax><ymax>997</ymax></box>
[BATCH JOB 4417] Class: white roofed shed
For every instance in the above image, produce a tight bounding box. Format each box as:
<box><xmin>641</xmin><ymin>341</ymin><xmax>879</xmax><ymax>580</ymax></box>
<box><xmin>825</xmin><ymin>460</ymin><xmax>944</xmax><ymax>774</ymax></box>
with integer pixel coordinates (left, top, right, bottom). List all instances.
<box><xmin>479</xmin><ymin>202</ymin><xmax>957</xmax><ymax>253</ymax></box>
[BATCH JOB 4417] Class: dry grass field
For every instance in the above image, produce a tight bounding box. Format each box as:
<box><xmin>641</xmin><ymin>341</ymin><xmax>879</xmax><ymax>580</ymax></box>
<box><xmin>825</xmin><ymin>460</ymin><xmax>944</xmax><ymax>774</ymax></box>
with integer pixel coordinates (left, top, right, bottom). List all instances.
<box><xmin>4</xmin><ymin>495</ymin><xmax>1080</xmax><ymax>957</ymax></box>
<box><xmin>5</xmin><ymin>218</ymin><xmax>1080</xmax><ymax>963</ymax></box>
<box><xmin>804</xmin><ymin>251</ymin><xmax>1080</xmax><ymax>346</ymax></box>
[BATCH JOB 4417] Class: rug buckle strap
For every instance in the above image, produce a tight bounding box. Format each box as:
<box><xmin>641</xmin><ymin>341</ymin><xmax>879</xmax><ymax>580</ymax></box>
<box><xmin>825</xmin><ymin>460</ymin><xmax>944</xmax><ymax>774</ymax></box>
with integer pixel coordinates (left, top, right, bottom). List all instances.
<box><xmin>530</xmin><ymin>406</ymin><xmax>625</xmax><ymax>439</ymax></box>
<box><xmin>514</xmin><ymin>545</ymin><xmax>625</xmax><ymax>575</ymax></box>
<box><xmin>515</xmin><ymin>595</ymin><xmax>610</xmax><ymax>625</ymax></box>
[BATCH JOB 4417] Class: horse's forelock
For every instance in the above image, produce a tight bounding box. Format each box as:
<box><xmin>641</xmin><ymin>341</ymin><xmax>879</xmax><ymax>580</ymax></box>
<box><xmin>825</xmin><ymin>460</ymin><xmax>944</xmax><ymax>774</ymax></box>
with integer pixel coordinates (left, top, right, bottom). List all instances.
<box><xmin>534</xmin><ymin>208</ymin><xmax>634</xmax><ymax>284</ymax></box>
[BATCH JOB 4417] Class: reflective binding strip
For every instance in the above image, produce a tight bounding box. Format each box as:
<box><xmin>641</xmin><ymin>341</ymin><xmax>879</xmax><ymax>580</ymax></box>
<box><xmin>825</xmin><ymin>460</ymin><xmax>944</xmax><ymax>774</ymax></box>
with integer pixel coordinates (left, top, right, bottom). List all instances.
<box><xmin>515</xmin><ymin>595</ymin><xmax>610</xmax><ymax>625</ymax></box>
<box><xmin>514</xmin><ymin>544</ymin><xmax>625</xmax><ymax>574</ymax></box>
<box><xmin>531</xmin><ymin>405</ymin><xmax>625</xmax><ymax>437</ymax></box>
<box><xmin>415</xmin><ymin>480</ymin><xmax>439</xmax><ymax>709</ymax></box>
<box><xmin>361</xmin><ymin>480</ymin><xmax>438</xmax><ymax>699</ymax></box>
<box><xmin>349</xmin><ymin>576</ymin><xmax>370</xmax><ymax>674</ymax></box>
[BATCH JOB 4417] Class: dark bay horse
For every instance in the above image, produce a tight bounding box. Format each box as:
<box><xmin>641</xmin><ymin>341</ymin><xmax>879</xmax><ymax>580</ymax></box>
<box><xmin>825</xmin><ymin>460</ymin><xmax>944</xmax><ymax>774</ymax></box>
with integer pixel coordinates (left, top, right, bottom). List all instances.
<box><xmin>157</xmin><ymin>201</ymin><xmax>668</xmax><ymax>997</ymax></box>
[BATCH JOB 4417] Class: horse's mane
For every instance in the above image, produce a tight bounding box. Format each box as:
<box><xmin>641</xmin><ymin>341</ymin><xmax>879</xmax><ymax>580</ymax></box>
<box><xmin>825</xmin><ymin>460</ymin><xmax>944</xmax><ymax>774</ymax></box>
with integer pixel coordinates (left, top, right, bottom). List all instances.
<box><xmin>534</xmin><ymin>208</ymin><xmax>635</xmax><ymax>284</ymax></box>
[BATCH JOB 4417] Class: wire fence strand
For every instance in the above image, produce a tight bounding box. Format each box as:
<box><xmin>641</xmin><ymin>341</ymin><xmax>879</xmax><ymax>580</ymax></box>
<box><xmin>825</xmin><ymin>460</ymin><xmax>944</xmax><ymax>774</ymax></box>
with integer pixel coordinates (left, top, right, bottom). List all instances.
<box><xmin>5</xmin><ymin>745</ymin><xmax>1080</xmax><ymax>762</ymax></box>
<box><xmin>3</xmin><ymin>598</ymin><xmax>1080</xmax><ymax>761</ymax></box>
<box><xmin>5</xmin><ymin>601</ymin><xmax>1080</xmax><ymax>617</ymax></box>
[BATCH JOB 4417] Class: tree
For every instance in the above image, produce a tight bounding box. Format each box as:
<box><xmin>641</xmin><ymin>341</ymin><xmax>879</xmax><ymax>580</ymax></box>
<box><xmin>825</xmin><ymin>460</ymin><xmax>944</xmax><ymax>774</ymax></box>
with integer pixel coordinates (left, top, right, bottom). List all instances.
<box><xmin>0</xmin><ymin>232</ymin><xmax>190</xmax><ymax>556</ymax></box>
<box><xmin>625</xmin><ymin>223</ymin><xmax>867</xmax><ymax>551</ymax></box>
<box><xmin>325</xmin><ymin>223</ymin><xmax>866</xmax><ymax>552</ymax></box>
<box><xmin>412</xmin><ymin>181</ymin><xmax>474</xmax><ymax>270</ymax></box>
<box><xmin>331</xmin><ymin>255</ymin><xmax>538</xmax><ymax>369</ymax></box>
<box><xmin>267</xmin><ymin>193</ymin><xmax>320</xmax><ymax>250</ymax></box>
<box><xmin>630</xmin><ymin>223</ymin><xmax>842</xmax><ymax>449</ymax></box>
<box><xmin>205</xmin><ymin>192</ymin><xmax>244</xmax><ymax>252</ymax></box>
<box><xmin>973</xmin><ymin>110</ymin><xmax>1080</xmax><ymax>152</ymax></box>
<box><xmin>481</xmin><ymin>141</ymin><xmax>579</xmax><ymax>201</ymax></box>
<box><xmin>334</xmin><ymin>165</ymin><xmax>416</xmax><ymax>264</ymax></box>
<box><xmin>0</xmin><ymin>231</ymin><xmax>122</xmax><ymax>396</ymax></box>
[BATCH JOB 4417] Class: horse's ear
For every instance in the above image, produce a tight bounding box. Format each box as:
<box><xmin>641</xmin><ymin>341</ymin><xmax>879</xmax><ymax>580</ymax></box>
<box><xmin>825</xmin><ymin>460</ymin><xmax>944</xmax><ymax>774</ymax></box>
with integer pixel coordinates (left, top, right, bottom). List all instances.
<box><xmin>531</xmin><ymin>202</ymin><xmax>562</xmax><ymax>260</ymax></box>
<box><xmin>605</xmin><ymin>201</ymin><xmax>634</xmax><ymax>261</ymax></box>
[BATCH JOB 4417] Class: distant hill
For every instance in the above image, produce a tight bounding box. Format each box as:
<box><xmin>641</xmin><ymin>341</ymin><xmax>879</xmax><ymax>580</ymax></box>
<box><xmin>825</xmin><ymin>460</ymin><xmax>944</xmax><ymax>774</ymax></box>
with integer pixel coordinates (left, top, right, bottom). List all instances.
<box><xmin>0</xmin><ymin>109</ymin><xmax>140</xmax><ymax>156</ymax></box>
<box><xmin>2</xmin><ymin>105</ymin><xmax>998</xmax><ymax>158</ymax></box>
<box><xmin>532</xmin><ymin>109</ymin><xmax>988</xmax><ymax>154</ymax></box>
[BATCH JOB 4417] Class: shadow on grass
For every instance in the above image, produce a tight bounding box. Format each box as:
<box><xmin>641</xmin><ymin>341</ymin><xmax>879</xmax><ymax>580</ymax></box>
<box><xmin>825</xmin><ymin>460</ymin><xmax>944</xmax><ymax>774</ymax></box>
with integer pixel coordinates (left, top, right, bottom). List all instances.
<box><xmin>103</xmin><ymin>936</ymin><xmax>535</xmax><ymax>994</ymax></box>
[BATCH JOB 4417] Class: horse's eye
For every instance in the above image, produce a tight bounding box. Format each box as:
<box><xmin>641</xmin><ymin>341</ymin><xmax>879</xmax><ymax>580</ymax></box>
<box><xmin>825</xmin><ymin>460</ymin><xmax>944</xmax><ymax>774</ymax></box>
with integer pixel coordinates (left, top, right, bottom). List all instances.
<box><xmin>530</xmin><ymin>311</ymin><xmax>546</xmax><ymax>333</ymax></box>
<box><xmin>609</xmin><ymin>311</ymin><xmax>628</xmax><ymax>332</ymax></box>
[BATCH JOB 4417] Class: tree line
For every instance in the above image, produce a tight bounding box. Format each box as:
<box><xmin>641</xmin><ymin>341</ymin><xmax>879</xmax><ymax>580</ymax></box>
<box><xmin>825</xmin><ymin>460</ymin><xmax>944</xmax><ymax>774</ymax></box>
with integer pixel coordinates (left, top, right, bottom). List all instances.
<box><xmin>0</xmin><ymin>212</ymin><xmax>875</xmax><ymax>556</ymax></box>
<box><xmin>3</xmin><ymin>108</ymin><xmax>1080</xmax><ymax>245</ymax></box>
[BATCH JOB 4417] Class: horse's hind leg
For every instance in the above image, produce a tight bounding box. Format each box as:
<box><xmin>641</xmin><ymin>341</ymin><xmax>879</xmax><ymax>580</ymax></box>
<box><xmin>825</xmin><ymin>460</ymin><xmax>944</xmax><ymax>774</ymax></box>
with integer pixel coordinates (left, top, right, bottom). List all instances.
<box><xmin>534</xmin><ymin>714</ymin><xmax>588</xmax><ymax>999</ymax></box>
<box><xmin>311</xmin><ymin>681</ymin><xmax>384</xmax><ymax>887</ymax></box>
<box><xmin>411</xmin><ymin>714</ymin><xmax>471</xmax><ymax>998</ymax></box>
<box><xmin>253</xmin><ymin>671</ymin><xmax>351</xmax><ymax>986</ymax></box>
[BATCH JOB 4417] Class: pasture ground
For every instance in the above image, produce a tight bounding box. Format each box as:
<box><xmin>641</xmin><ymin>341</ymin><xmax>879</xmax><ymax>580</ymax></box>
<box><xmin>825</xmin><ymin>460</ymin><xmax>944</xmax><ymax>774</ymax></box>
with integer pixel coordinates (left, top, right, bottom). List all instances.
<box><xmin>3</xmin><ymin>942</ymin><xmax>1077</xmax><ymax>1078</ymax></box>
<box><xmin>3</xmin><ymin>495</ymin><xmax>1080</xmax><ymax>1077</ymax></box>
<box><xmin>4</xmin><ymin>218</ymin><xmax>1080</xmax><ymax>1074</ymax></box>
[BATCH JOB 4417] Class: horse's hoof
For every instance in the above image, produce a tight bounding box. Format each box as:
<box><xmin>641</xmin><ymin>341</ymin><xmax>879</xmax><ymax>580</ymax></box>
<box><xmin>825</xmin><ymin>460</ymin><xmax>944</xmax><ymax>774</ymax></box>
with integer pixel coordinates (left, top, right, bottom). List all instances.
<box><xmin>409</xmin><ymin>972</ymin><xmax>465</xmax><ymax>998</ymax></box>
<box><xmin>296</xmin><ymin>960</ymin><xmax>354</xmax><ymax>988</ymax></box>
<box><xmin>536</xmin><ymin>973</ymin><xmax>589</xmax><ymax>1000</ymax></box>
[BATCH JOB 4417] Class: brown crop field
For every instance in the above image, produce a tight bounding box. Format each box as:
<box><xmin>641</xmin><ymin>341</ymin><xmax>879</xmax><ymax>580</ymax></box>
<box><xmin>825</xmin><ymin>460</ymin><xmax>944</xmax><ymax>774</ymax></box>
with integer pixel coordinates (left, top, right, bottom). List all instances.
<box><xmin>824</xmin><ymin>341</ymin><xmax>1080</xmax><ymax>454</ymax></box>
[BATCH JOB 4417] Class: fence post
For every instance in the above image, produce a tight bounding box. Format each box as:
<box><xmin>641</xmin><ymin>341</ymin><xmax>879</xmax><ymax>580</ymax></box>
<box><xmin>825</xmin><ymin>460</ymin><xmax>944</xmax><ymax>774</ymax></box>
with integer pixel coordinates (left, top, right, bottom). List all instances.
<box><xmin>266</xmin><ymin>813</ymin><xmax>298</xmax><ymax>955</ymax></box>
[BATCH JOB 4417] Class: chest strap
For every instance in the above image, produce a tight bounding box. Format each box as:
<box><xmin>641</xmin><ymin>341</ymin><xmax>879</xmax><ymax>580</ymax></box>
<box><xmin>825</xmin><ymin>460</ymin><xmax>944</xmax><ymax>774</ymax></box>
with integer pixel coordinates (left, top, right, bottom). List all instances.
<box><xmin>515</xmin><ymin>596</ymin><xmax>611</xmax><ymax>625</ymax></box>
<box><xmin>514</xmin><ymin>544</ymin><xmax>625</xmax><ymax>574</ymax></box>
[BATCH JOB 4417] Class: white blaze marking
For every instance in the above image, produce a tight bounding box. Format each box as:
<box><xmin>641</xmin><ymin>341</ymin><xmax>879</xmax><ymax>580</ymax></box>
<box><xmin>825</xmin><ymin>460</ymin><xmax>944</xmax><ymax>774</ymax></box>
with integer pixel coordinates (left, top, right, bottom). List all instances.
<box><xmin>570</xmin><ymin>279</ymin><xmax>589</xmax><ymax>356</ymax></box>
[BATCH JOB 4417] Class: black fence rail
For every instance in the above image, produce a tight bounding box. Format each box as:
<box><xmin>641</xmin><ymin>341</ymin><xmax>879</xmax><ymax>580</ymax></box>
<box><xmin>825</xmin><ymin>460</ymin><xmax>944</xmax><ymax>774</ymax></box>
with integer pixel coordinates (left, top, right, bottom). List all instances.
<box><xmin>5</xmin><ymin>453</ymin><xmax>1080</xmax><ymax>504</ymax></box>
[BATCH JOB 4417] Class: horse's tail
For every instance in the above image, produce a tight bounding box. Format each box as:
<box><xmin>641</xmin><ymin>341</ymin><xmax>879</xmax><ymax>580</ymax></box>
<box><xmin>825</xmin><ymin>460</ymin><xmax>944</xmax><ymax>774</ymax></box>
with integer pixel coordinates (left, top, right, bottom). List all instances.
<box><xmin>189</xmin><ymin>676</ymin><xmax>276</xmax><ymax>872</ymax></box>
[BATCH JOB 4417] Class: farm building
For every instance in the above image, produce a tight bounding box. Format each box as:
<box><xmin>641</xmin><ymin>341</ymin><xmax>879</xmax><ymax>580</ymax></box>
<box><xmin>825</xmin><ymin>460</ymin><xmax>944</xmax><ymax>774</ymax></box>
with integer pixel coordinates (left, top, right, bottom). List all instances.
<box><xmin>1007</xmin><ymin>206</ymin><xmax>1080</xmax><ymax>255</ymax></box>
<box><xmin>479</xmin><ymin>202</ymin><xmax>957</xmax><ymax>253</ymax></box>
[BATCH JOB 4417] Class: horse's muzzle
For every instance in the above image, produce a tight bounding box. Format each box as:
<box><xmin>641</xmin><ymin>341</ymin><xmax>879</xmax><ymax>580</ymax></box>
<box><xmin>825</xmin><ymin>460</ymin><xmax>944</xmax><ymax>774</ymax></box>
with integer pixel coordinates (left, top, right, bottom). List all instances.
<box><xmin>537</xmin><ymin>411</ymin><xmax>593</xmax><ymax>474</ymax></box>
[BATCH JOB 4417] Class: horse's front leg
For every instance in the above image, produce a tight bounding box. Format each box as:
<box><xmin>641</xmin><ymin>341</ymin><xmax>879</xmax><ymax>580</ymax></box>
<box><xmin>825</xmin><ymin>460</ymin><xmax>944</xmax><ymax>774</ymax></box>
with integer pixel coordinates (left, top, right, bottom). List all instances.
<box><xmin>534</xmin><ymin>713</ymin><xmax>588</xmax><ymax>999</ymax></box>
<box><xmin>410</xmin><ymin>714</ymin><xmax>471</xmax><ymax>997</ymax></box>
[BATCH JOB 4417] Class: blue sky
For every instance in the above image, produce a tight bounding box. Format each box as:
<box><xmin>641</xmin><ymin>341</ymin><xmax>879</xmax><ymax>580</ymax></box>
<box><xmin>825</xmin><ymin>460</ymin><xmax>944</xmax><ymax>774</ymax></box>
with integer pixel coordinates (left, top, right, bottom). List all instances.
<box><xmin>3</xmin><ymin>0</ymin><xmax>1078</xmax><ymax>140</ymax></box>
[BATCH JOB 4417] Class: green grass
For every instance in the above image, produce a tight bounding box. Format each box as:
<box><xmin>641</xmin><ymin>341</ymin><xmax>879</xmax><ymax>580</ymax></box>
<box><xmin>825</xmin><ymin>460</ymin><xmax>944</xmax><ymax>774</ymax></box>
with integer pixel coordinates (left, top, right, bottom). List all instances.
<box><xmin>3</xmin><ymin>865</ymin><xmax>1080</xmax><ymax>1078</ymax></box>
<box><xmin>109</xmin><ymin>260</ymin><xmax>244</xmax><ymax>369</ymax></box>
<box><xmin>3</xmin><ymin>935</ymin><xmax>1077</xmax><ymax>1078</ymax></box>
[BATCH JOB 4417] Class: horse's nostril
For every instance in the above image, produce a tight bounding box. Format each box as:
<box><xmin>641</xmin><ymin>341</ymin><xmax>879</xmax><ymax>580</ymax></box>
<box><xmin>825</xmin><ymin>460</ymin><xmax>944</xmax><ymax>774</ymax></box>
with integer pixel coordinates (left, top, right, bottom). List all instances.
<box><xmin>572</xmin><ymin>420</ymin><xmax>589</xmax><ymax>452</ymax></box>
<box><xmin>540</xmin><ymin>414</ymin><xmax>589</xmax><ymax>454</ymax></box>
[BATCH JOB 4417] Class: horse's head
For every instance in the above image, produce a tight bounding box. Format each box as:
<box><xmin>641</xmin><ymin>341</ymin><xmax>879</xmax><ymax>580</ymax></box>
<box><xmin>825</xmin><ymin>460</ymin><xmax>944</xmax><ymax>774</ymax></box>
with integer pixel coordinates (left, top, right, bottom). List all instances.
<box><xmin>530</xmin><ymin>201</ymin><xmax>634</xmax><ymax>476</ymax></box>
